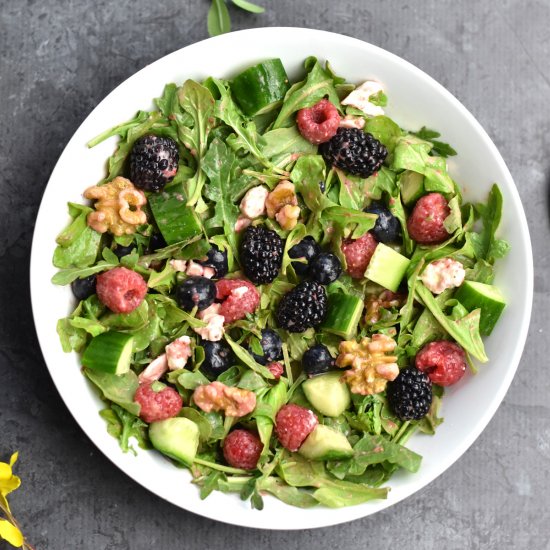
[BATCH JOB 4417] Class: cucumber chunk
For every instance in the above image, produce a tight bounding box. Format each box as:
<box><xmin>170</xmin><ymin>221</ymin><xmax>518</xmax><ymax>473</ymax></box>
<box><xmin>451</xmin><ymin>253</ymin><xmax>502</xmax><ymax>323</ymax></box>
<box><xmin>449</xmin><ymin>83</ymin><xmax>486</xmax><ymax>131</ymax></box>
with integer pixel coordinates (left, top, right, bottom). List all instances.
<box><xmin>299</xmin><ymin>424</ymin><xmax>354</xmax><ymax>461</ymax></box>
<box><xmin>82</xmin><ymin>331</ymin><xmax>134</xmax><ymax>375</ymax></box>
<box><xmin>230</xmin><ymin>59</ymin><xmax>290</xmax><ymax>116</ymax></box>
<box><xmin>149</xmin><ymin>417</ymin><xmax>200</xmax><ymax>466</ymax></box>
<box><xmin>365</xmin><ymin>243</ymin><xmax>410</xmax><ymax>292</ymax></box>
<box><xmin>400</xmin><ymin>170</ymin><xmax>425</xmax><ymax>206</ymax></box>
<box><xmin>455</xmin><ymin>281</ymin><xmax>506</xmax><ymax>335</ymax></box>
<box><xmin>321</xmin><ymin>292</ymin><xmax>363</xmax><ymax>339</ymax></box>
<box><xmin>148</xmin><ymin>183</ymin><xmax>203</xmax><ymax>245</ymax></box>
<box><xmin>303</xmin><ymin>372</ymin><xmax>351</xmax><ymax>417</ymax></box>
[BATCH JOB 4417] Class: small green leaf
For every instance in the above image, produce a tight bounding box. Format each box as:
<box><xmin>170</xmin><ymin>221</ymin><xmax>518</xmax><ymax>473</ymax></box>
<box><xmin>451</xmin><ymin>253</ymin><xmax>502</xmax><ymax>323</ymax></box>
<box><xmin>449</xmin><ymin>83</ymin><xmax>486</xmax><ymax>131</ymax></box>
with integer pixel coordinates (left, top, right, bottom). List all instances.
<box><xmin>231</xmin><ymin>0</ymin><xmax>265</xmax><ymax>13</ymax></box>
<box><xmin>208</xmin><ymin>0</ymin><xmax>231</xmax><ymax>36</ymax></box>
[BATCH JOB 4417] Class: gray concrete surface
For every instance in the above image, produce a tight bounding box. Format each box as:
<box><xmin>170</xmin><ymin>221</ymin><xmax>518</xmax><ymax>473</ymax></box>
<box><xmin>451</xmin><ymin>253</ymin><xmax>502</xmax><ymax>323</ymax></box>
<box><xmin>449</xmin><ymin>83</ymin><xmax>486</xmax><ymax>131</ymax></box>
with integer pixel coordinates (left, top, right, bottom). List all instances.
<box><xmin>1</xmin><ymin>0</ymin><xmax>549</xmax><ymax>548</ymax></box>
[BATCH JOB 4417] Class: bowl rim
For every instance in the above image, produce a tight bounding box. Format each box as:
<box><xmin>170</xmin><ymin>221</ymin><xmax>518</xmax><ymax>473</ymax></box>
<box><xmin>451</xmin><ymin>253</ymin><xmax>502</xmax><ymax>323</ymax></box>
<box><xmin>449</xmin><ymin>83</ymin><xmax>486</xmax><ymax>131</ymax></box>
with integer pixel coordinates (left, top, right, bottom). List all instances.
<box><xmin>30</xmin><ymin>27</ymin><xmax>533</xmax><ymax>529</ymax></box>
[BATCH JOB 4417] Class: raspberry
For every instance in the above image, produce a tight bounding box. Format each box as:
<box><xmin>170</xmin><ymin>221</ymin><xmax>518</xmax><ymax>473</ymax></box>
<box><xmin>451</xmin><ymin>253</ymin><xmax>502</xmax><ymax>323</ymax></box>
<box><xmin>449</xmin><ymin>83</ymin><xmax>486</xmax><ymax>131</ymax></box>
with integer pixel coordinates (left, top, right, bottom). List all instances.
<box><xmin>274</xmin><ymin>404</ymin><xmax>318</xmax><ymax>452</ymax></box>
<box><xmin>267</xmin><ymin>362</ymin><xmax>284</xmax><ymax>379</ymax></box>
<box><xmin>134</xmin><ymin>383</ymin><xmax>183</xmax><ymax>423</ymax></box>
<box><xmin>223</xmin><ymin>429</ymin><xmax>263</xmax><ymax>470</ymax></box>
<box><xmin>341</xmin><ymin>232</ymin><xmax>378</xmax><ymax>279</ymax></box>
<box><xmin>296</xmin><ymin>99</ymin><xmax>340</xmax><ymax>144</ymax></box>
<box><xmin>407</xmin><ymin>193</ymin><xmax>451</xmax><ymax>244</ymax></box>
<box><xmin>215</xmin><ymin>279</ymin><xmax>260</xmax><ymax>323</ymax></box>
<box><xmin>96</xmin><ymin>267</ymin><xmax>147</xmax><ymax>313</ymax></box>
<box><xmin>415</xmin><ymin>340</ymin><xmax>467</xmax><ymax>386</ymax></box>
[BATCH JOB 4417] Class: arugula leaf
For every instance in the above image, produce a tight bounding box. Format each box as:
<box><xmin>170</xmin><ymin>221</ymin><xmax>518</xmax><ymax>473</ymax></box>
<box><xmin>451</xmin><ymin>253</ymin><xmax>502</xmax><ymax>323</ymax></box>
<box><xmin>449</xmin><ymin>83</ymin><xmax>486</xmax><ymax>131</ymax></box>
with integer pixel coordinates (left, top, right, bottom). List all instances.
<box><xmin>256</xmin><ymin>477</ymin><xmax>317</xmax><ymax>508</ymax></box>
<box><xmin>412</xmin><ymin>126</ymin><xmax>457</xmax><ymax>158</ymax></box>
<box><xmin>255</xmin><ymin>380</ymin><xmax>287</xmax><ymax>456</ymax></box>
<box><xmin>320</xmin><ymin>206</ymin><xmax>377</xmax><ymax>239</ymax></box>
<box><xmin>364</xmin><ymin>116</ymin><xmax>402</xmax><ymax>153</ymax></box>
<box><xmin>202</xmin><ymin>138</ymin><xmax>240</xmax><ymax>262</ymax></box>
<box><xmin>84</xmin><ymin>368</ymin><xmax>140</xmax><ymax>416</ymax></box>
<box><xmin>311</xmin><ymin>479</ymin><xmax>388</xmax><ymax>507</ymax></box>
<box><xmin>51</xmin><ymin>257</ymin><xmax>119</xmax><ymax>285</ymax></box>
<box><xmin>261</xmin><ymin>126</ymin><xmax>317</xmax><ymax>168</ymax></box>
<box><xmin>178</xmin><ymin>80</ymin><xmax>216</xmax><ymax>205</ymax></box>
<box><xmin>415</xmin><ymin>282</ymin><xmax>488</xmax><ymax>362</ymax></box>
<box><xmin>208</xmin><ymin>0</ymin><xmax>231</xmax><ymax>36</ymax></box>
<box><xmin>273</xmin><ymin>61</ymin><xmax>341</xmax><ymax>129</ymax></box>
<box><xmin>290</xmin><ymin>155</ymin><xmax>331</xmax><ymax>213</ymax></box>
<box><xmin>469</xmin><ymin>184</ymin><xmax>510</xmax><ymax>262</ymax></box>
<box><xmin>224</xmin><ymin>334</ymin><xmax>275</xmax><ymax>379</ymax></box>
<box><xmin>99</xmin><ymin>403</ymin><xmax>149</xmax><ymax>455</ymax></box>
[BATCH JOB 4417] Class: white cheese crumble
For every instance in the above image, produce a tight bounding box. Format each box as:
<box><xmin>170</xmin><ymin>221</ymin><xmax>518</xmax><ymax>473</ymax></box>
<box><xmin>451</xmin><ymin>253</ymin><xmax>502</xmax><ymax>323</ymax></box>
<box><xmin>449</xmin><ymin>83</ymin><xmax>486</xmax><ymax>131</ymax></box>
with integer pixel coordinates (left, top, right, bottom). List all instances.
<box><xmin>194</xmin><ymin>303</ymin><xmax>225</xmax><ymax>342</ymax></box>
<box><xmin>165</xmin><ymin>336</ymin><xmax>192</xmax><ymax>370</ymax></box>
<box><xmin>421</xmin><ymin>258</ymin><xmax>466</xmax><ymax>295</ymax></box>
<box><xmin>169</xmin><ymin>259</ymin><xmax>187</xmax><ymax>272</ymax></box>
<box><xmin>341</xmin><ymin>80</ymin><xmax>385</xmax><ymax>117</ymax></box>
<box><xmin>239</xmin><ymin>186</ymin><xmax>269</xmax><ymax>219</ymax></box>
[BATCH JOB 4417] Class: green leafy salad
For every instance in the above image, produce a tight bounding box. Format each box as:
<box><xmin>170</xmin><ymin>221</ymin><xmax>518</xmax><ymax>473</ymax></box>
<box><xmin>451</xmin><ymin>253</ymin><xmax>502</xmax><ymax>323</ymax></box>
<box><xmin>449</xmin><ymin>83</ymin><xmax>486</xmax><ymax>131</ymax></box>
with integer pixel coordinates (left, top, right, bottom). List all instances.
<box><xmin>52</xmin><ymin>56</ymin><xmax>510</xmax><ymax>509</ymax></box>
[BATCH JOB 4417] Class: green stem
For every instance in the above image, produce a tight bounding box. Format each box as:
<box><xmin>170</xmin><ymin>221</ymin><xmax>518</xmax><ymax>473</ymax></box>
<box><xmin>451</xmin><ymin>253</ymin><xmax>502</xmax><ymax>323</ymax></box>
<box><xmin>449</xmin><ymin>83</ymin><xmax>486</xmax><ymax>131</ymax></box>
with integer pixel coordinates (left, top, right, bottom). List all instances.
<box><xmin>392</xmin><ymin>420</ymin><xmax>410</xmax><ymax>444</ymax></box>
<box><xmin>193</xmin><ymin>457</ymin><xmax>248</xmax><ymax>475</ymax></box>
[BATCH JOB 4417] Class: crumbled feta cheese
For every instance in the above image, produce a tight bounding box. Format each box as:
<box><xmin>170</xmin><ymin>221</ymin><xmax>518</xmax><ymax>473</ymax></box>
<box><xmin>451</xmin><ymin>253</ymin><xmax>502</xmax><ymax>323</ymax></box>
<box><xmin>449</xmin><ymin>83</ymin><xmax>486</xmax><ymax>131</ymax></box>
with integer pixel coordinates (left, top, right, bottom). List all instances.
<box><xmin>138</xmin><ymin>353</ymin><xmax>168</xmax><ymax>384</ymax></box>
<box><xmin>169</xmin><ymin>259</ymin><xmax>187</xmax><ymax>272</ymax></box>
<box><xmin>421</xmin><ymin>258</ymin><xmax>466</xmax><ymax>295</ymax></box>
<box><xmin>341</xmin><ymin>81</ymin><xmax>385</xmax><ymax>117</ymax></box>
<box><xmin>239</xmin><ymin>186</ymin><xmax>269</xmax><ymax>219</ymax></box>
<box><xmin>234</xmin><ymin>215</ymin><xmax>252</xmax><ymax>233</ymax></box>
<box><xmin>194</xmin><ymin>303</ymin><xmax>225</xmax><ymax>342</ymax></box>
<box><xmin>186</xmin><ymin>260</ymin><xmax>205</xmax><ymax>277</ymax></box>
<box><xmin>339</xmin><ymin>115</ymin><xmax>366</xmax><ymax>129</ymax></box>
<box><xmin>165</xmin><ymin>336</ymin><xmax>192</xmax><ymax>371</ymax></box>
<box><xmin>231</xmin><ymin>286</ymin><xmax>249</xmax><ymax>299</ymax></box>
<box><xmin>202</xmin><ymin>266</ymin><xmax>215</xmax><ymax>279</ymax></box>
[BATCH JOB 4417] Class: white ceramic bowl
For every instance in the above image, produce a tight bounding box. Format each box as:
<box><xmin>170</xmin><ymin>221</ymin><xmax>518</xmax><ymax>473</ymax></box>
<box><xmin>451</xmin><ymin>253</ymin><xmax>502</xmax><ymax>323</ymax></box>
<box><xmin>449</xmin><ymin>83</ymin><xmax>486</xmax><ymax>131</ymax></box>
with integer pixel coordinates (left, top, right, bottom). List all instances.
<box><xmin>30</xmin><ymin>28</ymin><xmax>533</xmax><ymax>529</ymax></box>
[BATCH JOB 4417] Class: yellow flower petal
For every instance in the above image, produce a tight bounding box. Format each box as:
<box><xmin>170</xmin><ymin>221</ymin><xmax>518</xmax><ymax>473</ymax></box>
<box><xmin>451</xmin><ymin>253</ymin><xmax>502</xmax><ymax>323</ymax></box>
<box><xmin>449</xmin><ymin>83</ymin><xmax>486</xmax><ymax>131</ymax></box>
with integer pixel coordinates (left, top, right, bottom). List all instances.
<box><xmin>0</xmin><ymin>475</ymin><xmax>21</xmax><ymax>498</ymax></box>
<box><xmin>0</xmin><ymin>463</ymin><xmax>12</xmax><ymax>481</ymax></box>
<box><xmin>0</xmin><ymin>493</ymin><xmax>11</xmax><ymax>514</ymax></box>
<box><xmin>9</xmin><ymin>453</ymin><xmax>18</xmax><ymax>468</ymax></box>
<box><xmin>0</xmin><ymin>519</ymin><xmax>24</xmax><ymax>547</ymax></box>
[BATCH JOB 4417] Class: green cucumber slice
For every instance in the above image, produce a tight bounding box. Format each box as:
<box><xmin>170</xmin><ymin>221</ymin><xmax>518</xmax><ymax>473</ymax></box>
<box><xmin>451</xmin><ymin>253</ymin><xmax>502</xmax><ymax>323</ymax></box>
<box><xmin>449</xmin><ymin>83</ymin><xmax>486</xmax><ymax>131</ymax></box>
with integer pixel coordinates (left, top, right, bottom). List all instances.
<box><xmin>303</xmin><ymin>372</ymin><xmax>351</xmax><ymax>417</ymax></box>
<box><xmin>400</xmin><ymin>170</ymin><xmax>425</xmax><ymax>206</ymax></box>
<box><xmin>298</xmin><ymin>424</ymin><xmax>354</xmax><ymax>461</ymax></box>
<box><xmin>149</xmin><ymin>417</ymin><xmax>200</xmax><ymax>466</ymax></box>
<box><xmin>321</xmin><ymin>292</ymin><xmax>364</xmax><ymax>339</ymax></box>
<box><xmin>82</xmin><ymin>331</ymin><xmax>134</xmax><ymax>375</ymax></box>
<box><xmin>365</xmin><ymin>243</ymin><xmax>410</xmax><ymax>292</ymax></box>
<box><xmin>148</xmin><ymin>183</ymin><xmax>203</xmax><ymax>245</ymax></box>
<box><xmin>455</xmin><ymin>281</ymin><xmax>506</xmax><ymax>335</ymax></box>
<box><xmin>230</xmin><ymin>59</ymin><xmax>290</xmax><ymax>116</ymax></box>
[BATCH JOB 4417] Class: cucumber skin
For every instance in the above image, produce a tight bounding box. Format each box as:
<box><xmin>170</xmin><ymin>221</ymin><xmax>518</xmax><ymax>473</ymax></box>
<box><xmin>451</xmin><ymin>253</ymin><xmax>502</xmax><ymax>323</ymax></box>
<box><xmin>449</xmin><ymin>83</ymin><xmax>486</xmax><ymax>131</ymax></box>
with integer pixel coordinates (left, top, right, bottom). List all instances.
<box><xmin>321</xmin><ymin>293</ymin><xmax>364</xmax><ymax>339</ymax></box>
<box><xmin>455</xmin><ymin>281</ymin><xmax>506</xmax><ymax>335</ymax></box>
<box><xmin>230</xmin><ymin>59</ymin><xmax>290</xmax><ymax>116</ymax></box>
<box><xmin>149</xmin><ymin>417</ymin><xmax>200</xmax><ymax>467</ymax></box>
<box><xmin>148</xmin><ymin>184</ymin><xmax>202</xmax><ymax>245</ymax></box>
<box><xmin>81</xmin><ymin>331</ymin><xmax>134</xmax><ymax>375</ymax></box>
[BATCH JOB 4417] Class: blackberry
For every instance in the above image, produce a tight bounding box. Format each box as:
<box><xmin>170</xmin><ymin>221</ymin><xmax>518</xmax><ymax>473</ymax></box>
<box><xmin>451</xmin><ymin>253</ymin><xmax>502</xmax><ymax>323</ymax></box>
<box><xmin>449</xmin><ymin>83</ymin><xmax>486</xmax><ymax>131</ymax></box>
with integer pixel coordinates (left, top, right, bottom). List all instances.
<box><xmin>320</xmin><ymin>128</ymin><xmax>387</xmax><ymax>178</ymax></box>
<box><xmin>276</xmin><ymin>281</ymin><xmax>328</xmax><ymax>333</ymax></box>
<box><xmin>288</xmin><ymin>236</ymin><xmax>321</xmax><ymax>277</ymax></box>
<box><xmin>241</xmin><ymin>226</ymin><xmax>284</xmax><ymax>284</ymax></box>
<box><xmin>387</xmin><ymin>367</ymin><xmax>432</xmax><ymax>421</ymax></box>
<box><xmin>198</xmin><ymin>245</ymin><xmax>228</xmax><ymax>279</ymax></box>
<box><xmin>130</xmin><ymin>134</ymin><xmax>179</xmax><ymax>192</ymax></box>
<box><xmin>308</xmin><ymin>253</ymin><xmax>342</xmax><ymax>285</ymax></box>
<box><xmin>365</xmin><ymin>201</ymin><xmax>402</xmax><ymax>243</ymax></box>
<box><xmin>302</xmin><ymin>344</ymin><xmax>335</xmax><ymax>377</ymax></box>
<box><xmin>250</xmin><ymin>329</ymin><xmax>283</xmax><ymax>365</ymax></box>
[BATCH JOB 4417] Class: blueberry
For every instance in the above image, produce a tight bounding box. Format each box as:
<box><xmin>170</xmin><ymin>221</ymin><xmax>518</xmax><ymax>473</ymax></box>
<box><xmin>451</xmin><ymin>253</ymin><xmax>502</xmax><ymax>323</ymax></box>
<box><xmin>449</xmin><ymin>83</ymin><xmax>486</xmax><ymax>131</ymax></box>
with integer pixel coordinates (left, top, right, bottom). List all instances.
<box><xmin>365</xmin><ymin>201</ymin><xmax>402</xmax><ymax>243</ymax></box>
<box><xmin>149</xmin><ymin>232</ymin><xmax>167</xmax><ymax>252</ymax></box>
<box><xmin>308</xmin><ymin>253</ymin><xmax>342</xmax><ymax>285</ymax></box>
<box><xmin>200</xmin><ymin>340</ymin><xmax>233</xmax><ymax>380</ymax></box>
<box><xmin>288</xmin><ymin>236</ymin><xmax>321</xmax><ymax>276</ymax></box>
<box><xmin>71</xmin><ymin>275</ymin><xmax>96</xmax><ymax>301</ymax></box>
<box><xmin>302</xmin><ymin>344</ymin><xmax>335</xmax><ymax>377</ymax></box>
<box><xmin>112</xmin><ymin>244</ymin><xmax>136</xmax><ymax>259</ymax></box>
<box><xmin>175</xmin><ymin>276</ymin><xmax>216</xmax><ymax>311</ymax></box>
<box><xmin>198</xmin><ymin>245</ymin><xmax>228</xmax><ymax>279</ymax></box>
<box><xmin>250</xmin><ymin>329</ymin><xmax>283</xmax><ymax>365</ymax></box>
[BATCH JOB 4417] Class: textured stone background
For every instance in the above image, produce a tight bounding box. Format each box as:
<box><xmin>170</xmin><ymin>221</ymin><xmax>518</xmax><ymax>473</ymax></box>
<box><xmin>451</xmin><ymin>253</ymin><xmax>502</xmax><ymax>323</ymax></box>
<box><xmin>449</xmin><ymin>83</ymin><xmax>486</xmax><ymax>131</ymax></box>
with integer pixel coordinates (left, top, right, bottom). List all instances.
<box><xmin>1</xmin><ymin>0</ymin><xmax>549</xmax><ymax>548</ymax></box>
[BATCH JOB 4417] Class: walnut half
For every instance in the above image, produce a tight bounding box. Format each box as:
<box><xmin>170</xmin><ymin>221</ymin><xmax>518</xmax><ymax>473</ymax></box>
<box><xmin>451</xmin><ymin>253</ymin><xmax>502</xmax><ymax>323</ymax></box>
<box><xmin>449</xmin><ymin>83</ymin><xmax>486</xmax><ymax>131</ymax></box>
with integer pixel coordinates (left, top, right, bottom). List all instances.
<box><xmin>193</xmin><ymin>381</ymin><xmax>256</xmax><ymax>417</ymax></box>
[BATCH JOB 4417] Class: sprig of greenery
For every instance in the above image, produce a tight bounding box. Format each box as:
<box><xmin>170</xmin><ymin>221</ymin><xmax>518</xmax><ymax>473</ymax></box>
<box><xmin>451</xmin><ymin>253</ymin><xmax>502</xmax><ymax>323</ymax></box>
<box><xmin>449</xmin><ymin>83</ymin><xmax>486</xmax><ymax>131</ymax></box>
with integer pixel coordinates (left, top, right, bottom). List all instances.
<box><xmin>207</xmin><ymin>0</ymin><xmax>265</xmax><ymax>36</ymax></box>
<box><xmin>0</xmin><ymin>453</ymin><xmax>34</xmax><ymax>549</ymax></box>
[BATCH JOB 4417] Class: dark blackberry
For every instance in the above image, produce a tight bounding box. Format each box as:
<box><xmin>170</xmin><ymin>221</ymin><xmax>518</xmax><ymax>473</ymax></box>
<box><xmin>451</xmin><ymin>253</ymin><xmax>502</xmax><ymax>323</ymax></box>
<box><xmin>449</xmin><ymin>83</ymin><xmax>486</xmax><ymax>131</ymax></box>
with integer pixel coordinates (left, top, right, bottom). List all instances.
<box><xmin>198</xmin><ymin>245</ymin><xmax>228</xmax><ymax>279</ymax></box>
<box><xmin>250</xmin><ymin>329</ymin><xmax>283</xmax><ymax>365</ymax></box>
<box><xmin>130</xmin><ymin>134</ymin><xmax>179</xmax><ymax>192</ymax></box>
<box><xmin>302</xmin><ymin>344</ymin><xmax>335</xmax><ymax>377</ymax></box>
<box><xmin>71</xmin><ymin>275</ymin><xmax>96</xmax><ymax>301</ymax></box>
<box><xmin>200</xmin><ymin>340</ymin><xmax>233</xmax><ymax>380</ymax></box>
<box><xmin>175</xmin><ymin>276</ymin><xmax>216</xmax><ymax>311</ymax></box>
<box><xmin>308</xmin><ymin>253</ymin><xmax>342</xmax><ymax>285</ymax></box>
<box><xmin>276</xmin><ymin>281</ymin><xmax>328</xmax><ymax>333</ymax></box>
<box><xmin>365</xmin><ymin>201</ymin><xmax>402</xmax><ymax>243</ymax></box>
<box><xmin>288</xmin><ymin>236</ymin><xmax>321</xmax><ymax>277</ymax></box>
<box><xmin>320</xmin><ymin>128</ymin><xmax>387</xmax><ymax>178</ymax></box>
<box><xmin>240</xmin><ymin>226</ymin><xmax>284</xmax><ymax>284</ymax></box>
<box><xmin>387</xmin><ymin>367</ymin><xmax>433</xmax><ymax>421</ymax></box>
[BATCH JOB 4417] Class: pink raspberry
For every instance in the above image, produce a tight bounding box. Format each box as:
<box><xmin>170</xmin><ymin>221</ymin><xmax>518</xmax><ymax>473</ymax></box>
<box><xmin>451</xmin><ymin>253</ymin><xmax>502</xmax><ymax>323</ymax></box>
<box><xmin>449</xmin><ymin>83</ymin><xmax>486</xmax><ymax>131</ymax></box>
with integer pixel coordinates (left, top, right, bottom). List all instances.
<box><xmin>275</xmin><ymin>404</ymin><xmax>318</xmax><ymax>452</ymax></box>
<box><xmin>96</xmin><ymin>267</ymin><xmax>147</xmax><ymax>313</ymax></box>
<box><xmin>223</xmin><ymin>429</ymin><xmax>263</xmax><ymax>470</ymax></box>
<box><xmin>216</xmin><ymin>279</ymin><xmax>260</xmax><ymax>324</ymax></box>
<box><xmin>134</xmin><ymin>383</ymin><xmax>182</xmax><ymax>423</ymax></box>
<box><xmin>341</xmin><ymin>232</ymin><xmax>378</xmax><ymax>279</ymax></box>
<box><xmin>296</xmin><ymin>99</ymin><xmax>340</xmax><ymax>144</ymax></box>
<box><xmin>415</xmin><ymin>340</ymin><xmax>467</xmax><ymax>386</ymax></box>
<box><xmin>267</xmin><ymin>362</ymin><xmax>284</xmax><ymax>379</ymax></box>
<box><xmin>407</xmin><ymin>193</ymin><xmax>451</xmax><ymax>244</ymax></box>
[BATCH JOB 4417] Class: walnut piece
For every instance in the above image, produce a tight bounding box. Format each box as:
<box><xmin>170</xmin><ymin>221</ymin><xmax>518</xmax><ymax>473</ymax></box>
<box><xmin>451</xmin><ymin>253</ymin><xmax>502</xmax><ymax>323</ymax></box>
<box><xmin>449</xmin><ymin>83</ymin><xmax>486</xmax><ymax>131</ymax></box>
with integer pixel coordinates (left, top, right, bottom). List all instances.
<box><xmin>336</xmin><ymin>334</ymin><xmax>399</xmax><ymax>395</ymax></box>
<box><xmin>364</xmin><ymin>290</ymin><xmax>407</xmax><ymax>325</ymax></box>
<box><xmin>265</xmin><ymin>181</ymin><xmax>300</xmax><ymax>228</ymax></box>
<box><xmin>193</xmin><ymin>381</ymin><xmax>256</xmax><ymax>417</ymax></box>
<box><xmin>84</xmin><ymin>176</ymin><xmax>147</xmax><ymax>236</ymax></box>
